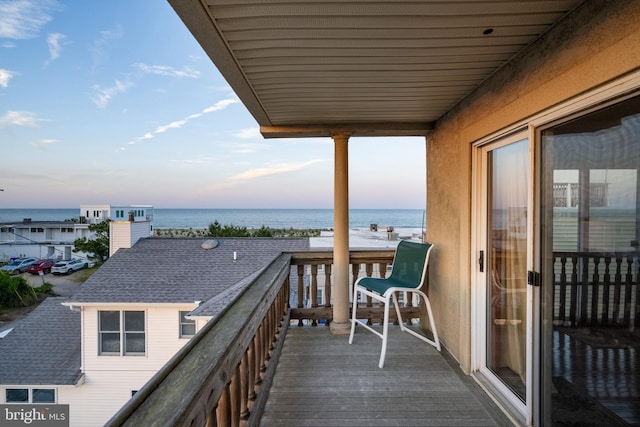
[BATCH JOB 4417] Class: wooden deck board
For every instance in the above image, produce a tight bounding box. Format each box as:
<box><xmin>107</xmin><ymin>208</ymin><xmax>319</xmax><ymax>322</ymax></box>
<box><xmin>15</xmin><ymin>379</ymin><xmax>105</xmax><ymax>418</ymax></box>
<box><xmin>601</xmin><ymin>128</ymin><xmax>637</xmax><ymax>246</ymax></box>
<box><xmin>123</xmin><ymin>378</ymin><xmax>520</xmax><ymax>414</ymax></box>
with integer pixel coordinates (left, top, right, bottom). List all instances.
<box><xmin>259</xmin><ymin>325</ymin><xmax>514</xmax><ymax>426</ymax></box>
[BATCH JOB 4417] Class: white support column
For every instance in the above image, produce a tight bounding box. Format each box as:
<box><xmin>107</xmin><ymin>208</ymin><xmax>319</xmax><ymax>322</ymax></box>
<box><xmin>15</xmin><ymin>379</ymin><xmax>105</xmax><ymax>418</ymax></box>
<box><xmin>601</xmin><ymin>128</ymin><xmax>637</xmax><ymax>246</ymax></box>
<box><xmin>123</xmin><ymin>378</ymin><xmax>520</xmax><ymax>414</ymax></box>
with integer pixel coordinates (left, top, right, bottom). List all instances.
<box><xmin>330</xmin><ymin>132</ymin><xmax>351</xmax><ymax>334</ymax></box>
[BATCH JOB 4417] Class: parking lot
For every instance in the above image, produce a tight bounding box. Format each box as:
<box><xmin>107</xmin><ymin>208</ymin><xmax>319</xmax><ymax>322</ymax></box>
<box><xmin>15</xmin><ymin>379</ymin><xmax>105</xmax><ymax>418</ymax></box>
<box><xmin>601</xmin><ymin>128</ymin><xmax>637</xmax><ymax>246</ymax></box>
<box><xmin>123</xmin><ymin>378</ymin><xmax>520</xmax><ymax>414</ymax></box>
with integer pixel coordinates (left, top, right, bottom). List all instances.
<box><xmin>21</xmin><ymin>269</ymin><xmax>88</xmax><ymax>297</ymax></box>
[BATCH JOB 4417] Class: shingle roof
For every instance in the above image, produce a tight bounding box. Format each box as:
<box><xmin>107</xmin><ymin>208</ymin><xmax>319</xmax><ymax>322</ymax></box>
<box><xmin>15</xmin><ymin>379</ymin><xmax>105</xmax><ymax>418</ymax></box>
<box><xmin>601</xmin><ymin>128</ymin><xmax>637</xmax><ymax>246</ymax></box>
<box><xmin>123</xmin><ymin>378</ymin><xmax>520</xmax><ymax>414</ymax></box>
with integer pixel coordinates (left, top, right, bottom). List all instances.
<box><xmin>68</xmin><ymin>237</ymin><xmax>309</xmax><ymax>304</ymax></box>
<box><xmin>0</xmin><ymin>297</ymin><xmax>81</xmax><ymax>385</ymax></box>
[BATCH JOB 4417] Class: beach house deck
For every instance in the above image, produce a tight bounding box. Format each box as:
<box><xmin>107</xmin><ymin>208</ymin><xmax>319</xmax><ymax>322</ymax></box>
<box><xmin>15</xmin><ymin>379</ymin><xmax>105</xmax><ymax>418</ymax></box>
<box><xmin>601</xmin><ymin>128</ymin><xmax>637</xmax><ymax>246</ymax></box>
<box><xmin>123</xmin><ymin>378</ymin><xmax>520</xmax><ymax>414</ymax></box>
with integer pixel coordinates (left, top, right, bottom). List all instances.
<box><xmin>105</xmin><ymin>250</ymin><xmax>513</xmax><ymax>426</ymax></box>
<box><xmin>105</xmin><ymin>249</ymin><xmax>638</xmax><ymax>426</ymax></box>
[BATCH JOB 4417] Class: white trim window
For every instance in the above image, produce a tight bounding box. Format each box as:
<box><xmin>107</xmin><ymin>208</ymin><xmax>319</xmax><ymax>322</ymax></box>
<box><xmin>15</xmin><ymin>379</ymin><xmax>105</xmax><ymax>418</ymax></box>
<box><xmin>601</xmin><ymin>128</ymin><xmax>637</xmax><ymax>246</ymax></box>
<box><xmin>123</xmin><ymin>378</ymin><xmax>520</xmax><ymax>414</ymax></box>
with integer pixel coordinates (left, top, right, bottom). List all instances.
<box><xmin>179</xmin><ymin>311</ymin><xmax>196</xmax><ymax>338</ymax></box>
<box><xmin>99</xmin><ymin>310</ymin><xmax>146</xmax><ymax>356</ymax></box>
<box><xmin>5</xmin><ymin>388</ymin><xmax>55</xmax><ymax>403</ymax></box>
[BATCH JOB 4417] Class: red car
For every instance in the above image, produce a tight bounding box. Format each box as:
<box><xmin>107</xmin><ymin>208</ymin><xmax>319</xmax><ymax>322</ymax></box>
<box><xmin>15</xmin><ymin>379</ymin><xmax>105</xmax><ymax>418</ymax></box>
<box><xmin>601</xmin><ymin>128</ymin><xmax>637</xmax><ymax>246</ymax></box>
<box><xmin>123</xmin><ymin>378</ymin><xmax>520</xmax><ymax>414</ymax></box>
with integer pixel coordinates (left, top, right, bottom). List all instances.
<box><xmin>26</xmin><ymin>259</ymin><xmax>56</xmax><ymax>275</ymax></box>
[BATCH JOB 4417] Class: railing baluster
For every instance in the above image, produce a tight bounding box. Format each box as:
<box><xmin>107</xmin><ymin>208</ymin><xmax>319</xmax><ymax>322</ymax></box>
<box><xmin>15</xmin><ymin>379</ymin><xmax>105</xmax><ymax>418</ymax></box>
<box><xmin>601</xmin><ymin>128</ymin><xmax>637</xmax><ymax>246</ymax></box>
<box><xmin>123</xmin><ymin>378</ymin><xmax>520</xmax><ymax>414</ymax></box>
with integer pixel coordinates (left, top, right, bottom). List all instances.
<box><xmin>602</xmin><ymin>256</ymin><xmax>611</xmax><ymax>326</ymax></box>
<box><xmin>239</xmin><ymin>353</ymin><xmax>249</xmax><ymax>421</ymax></box>
<box><xmin>579</xmin><ymin>254</ymin><xmax>589</xmax><ymax>326</ymax></box>
<box><xmin>570</xmin><ymin>255</ymin><xmax>578</xmax><ymax>325</ymax></box>
<box><xmin>324</xmin><ymin>264</ymin><xmax>332</xmax><ymax>325</ymax></box>
<box><xmin>217</xmin><ymin>382</ymin><xmax>231</xmax><ymax>427</ymax></box>
<box><xmin>591</xmin><ymin>256</ymin><xmax>601</xmax><ymax>325</ymax></box>
<box><xmin>310</xmin><ymin>265</ymin><xmax>318</xmax><ymax>326</ymax></box>
<box><xmin>635</xmin><ymin>259</ymin><xmax>640</xmax><ymax>329</ymax></box>
<box><xmin>296</xmin><ymin>265</ymin><xmax>304</xmax><ymax>326</ymax></box>
<box><xmin>365</xmin><ymin>263</ymin><xmax>374</xmax><ymax>324</ymax></box>
<box><xmin>558</xmin><ymin>254</ymin><xmax>567</xmax><ymax>324</ymax></box>
<box><xmin>624</xmin><ymin>258</ymin><xmax>633</xmax><ymax>327</ymax></box>
<box><xmin>613</xmin><ymin>257</ymin><xmax>622</xmax><ymax>325</ymax></box>
<box><xmin>230</xmin><ymin>365</ymin><xmax>241</xmax><ymax>426</ymax></box>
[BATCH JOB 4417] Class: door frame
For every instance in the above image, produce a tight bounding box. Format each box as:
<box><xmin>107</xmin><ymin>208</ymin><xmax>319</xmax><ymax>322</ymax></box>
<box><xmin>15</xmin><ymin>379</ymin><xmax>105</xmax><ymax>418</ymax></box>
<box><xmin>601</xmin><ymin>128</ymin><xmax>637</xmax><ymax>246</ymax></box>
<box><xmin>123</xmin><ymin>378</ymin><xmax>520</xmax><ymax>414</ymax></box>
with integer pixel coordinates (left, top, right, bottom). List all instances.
<box><xmin>471</xmin><ymin>129</ymin><xmax>534</xmax><ymax>426</ymax></box>
<box><xmin>470</xmin><ymin>70</ymin><xmax>640</xmax><ymax>426</ymax></box>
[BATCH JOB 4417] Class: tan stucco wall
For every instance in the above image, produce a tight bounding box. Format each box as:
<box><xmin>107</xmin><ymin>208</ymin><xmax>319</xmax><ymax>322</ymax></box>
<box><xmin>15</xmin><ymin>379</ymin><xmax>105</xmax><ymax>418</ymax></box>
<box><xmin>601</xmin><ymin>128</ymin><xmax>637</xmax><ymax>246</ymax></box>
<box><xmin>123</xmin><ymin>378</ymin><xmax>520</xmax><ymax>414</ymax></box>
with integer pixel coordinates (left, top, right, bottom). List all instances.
<box><xmin>424</xmin><ymin>0</ymin><xmax>640</xmax><ymax>372</ymax></box>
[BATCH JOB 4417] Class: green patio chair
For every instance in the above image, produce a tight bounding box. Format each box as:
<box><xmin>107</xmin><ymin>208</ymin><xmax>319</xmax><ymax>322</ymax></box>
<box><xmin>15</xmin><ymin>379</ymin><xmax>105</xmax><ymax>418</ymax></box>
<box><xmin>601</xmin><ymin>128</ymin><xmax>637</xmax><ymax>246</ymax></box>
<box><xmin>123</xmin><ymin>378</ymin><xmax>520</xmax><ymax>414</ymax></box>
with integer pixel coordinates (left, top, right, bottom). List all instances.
<box><xmin>348</xmin><ymin>240</ymin><xmax>441</xmax><ymax>368</ymax></box>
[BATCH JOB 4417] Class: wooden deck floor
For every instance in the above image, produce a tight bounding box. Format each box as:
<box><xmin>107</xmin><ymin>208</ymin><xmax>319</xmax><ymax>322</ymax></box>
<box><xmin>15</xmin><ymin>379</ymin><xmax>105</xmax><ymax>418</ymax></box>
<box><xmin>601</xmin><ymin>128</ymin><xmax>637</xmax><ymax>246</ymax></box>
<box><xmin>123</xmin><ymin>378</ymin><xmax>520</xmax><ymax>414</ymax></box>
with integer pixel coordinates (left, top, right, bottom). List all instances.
<box><xmin>260</xmin><ymin>325</ymin><xmax>514</xmax><ymax>426</ymax></box>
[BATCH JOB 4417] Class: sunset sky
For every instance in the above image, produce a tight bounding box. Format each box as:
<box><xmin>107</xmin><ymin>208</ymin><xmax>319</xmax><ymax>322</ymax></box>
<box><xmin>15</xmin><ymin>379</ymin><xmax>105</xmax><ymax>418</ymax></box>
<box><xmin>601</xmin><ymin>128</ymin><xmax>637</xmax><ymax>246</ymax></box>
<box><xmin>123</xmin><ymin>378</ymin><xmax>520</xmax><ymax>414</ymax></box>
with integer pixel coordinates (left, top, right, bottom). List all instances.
<box><xmin>0</xmin><ymin>0</ymin><xmax>425</xmax><ymax>209</ymax></box>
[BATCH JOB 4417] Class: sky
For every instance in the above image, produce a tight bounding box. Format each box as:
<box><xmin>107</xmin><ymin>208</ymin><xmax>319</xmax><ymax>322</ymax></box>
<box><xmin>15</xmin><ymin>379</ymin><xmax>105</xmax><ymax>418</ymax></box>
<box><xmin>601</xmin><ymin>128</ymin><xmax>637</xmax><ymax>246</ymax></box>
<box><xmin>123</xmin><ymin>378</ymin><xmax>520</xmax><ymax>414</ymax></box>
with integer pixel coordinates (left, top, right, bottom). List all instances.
<box><xmin>0</xmin><ymin>0</ymin><xmax>426</xmax><ymax>209</ymax></box>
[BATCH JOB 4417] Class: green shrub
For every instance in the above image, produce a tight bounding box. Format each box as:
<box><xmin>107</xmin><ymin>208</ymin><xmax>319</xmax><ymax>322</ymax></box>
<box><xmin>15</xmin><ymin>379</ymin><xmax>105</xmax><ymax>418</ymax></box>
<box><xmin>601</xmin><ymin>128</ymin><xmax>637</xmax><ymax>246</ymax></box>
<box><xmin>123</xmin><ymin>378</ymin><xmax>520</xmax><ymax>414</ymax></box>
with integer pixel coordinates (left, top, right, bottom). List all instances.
<box><xmin>0</xmin><ymin>272</ymin><xmax>53</xmax><ymax>308</ymax></box>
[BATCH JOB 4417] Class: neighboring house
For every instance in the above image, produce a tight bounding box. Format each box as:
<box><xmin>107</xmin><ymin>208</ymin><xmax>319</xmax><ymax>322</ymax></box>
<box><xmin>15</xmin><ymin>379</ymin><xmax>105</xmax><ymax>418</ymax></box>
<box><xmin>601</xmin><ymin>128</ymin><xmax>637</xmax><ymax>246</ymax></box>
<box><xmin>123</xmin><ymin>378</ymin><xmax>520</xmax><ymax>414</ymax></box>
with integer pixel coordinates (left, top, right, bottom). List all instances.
<box><xmin>0</xmin><ymin>204</ymin><xmax>153</xmax><ymax>262</ymax></box>
<box><xmin>0</xmin><ymin>237</ymin><xmax>308</xmax><ymax>427</ymax></box>
<box><xmin>0</xmin><ymin>297</ymin><xmax>82</xmax><ymax>405</ymax></box>
<box><xmin>79</xmin><ymin>205</ymin><xmax>152</xmax><ymax>225</ymax></box>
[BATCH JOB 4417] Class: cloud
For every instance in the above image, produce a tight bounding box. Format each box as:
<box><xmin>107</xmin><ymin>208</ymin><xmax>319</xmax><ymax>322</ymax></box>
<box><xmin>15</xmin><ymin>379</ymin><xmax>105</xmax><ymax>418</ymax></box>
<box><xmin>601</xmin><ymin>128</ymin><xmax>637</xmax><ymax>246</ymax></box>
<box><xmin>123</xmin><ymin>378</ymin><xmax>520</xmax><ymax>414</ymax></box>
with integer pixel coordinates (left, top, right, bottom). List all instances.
<box><xmin>202</xmin><ymin>98</ymin><xmax>239</xmax><ymax>113</ymax></box>
<box><xmin>0</xmin><ymin>0</ymin><xmax>57</xmax><ymax>39</ymax></box>
<box><xmin>235</xmin><ymin>127</ymin><xmax>260</xmax><ymax>139</ymax></box>
<box><xmin>170</xmin><ymin>155</ymin><xmax>217</xmax><ymax>165</ymax></box>
<box><xmin>0</xmin><ymin>68</ymin><xmax>14</xmax><ymax>87</ymax></box>
<box><xmin>0</xmin><ymin>110</ymin><xmax>39</xmax><ymax>128</ymax></box>
<box><xmin>132</xmin><ymin>63</ymin><xmax>200</xmax><ymax>78</ymax></box>
<box><xmin>90</xmin><ymin>25</ymin><xmax>123</xmax><ymax>70</ymax></box>
<box><xmin>228</xmin><ymin>159</ymin><xmax>329</xmax><ymax>182</ymax></box>
<box><xmin>91</xmin><ymin>79</ymin><xmax>133</xmax><ymax>108</ymax></box>
<box><xmin>31</xmin><ymin>138</ymin><xmax>57</xmax><ymax>149</ymax></box>
<box><xmin>45</xmin><ymin>32</ymin><xmax>65</xmax><ymax>63</ymax></box>
<box><xmin>154</xmin><ymin>112</ymin><xmax>201</xmax><ymax>134</ymax></box>
<box><xmin>126</xmin><ymin>98</ymin><xmax>239</xmax><ymax>146</ymax></box>
<box><xmin>231</xmin><ymin>142</ymin><xmax>265</xmax><ymax>155</ymax></box>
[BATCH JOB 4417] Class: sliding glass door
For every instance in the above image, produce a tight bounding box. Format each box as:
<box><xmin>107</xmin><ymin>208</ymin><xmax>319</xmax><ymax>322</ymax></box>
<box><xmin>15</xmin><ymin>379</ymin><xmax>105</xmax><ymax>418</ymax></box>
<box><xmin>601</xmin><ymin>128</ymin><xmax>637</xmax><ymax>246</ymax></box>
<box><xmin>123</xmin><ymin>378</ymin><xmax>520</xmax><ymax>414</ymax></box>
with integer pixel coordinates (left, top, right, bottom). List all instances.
<box><xmin>476</xmin><ymin>132</ymin><xmax>532</xmax><ymax>423</ymax></box>
<box><xmin>539</xmin><ymin>95</ymin><xmax>640</xmax><ymax>426</ymax></box>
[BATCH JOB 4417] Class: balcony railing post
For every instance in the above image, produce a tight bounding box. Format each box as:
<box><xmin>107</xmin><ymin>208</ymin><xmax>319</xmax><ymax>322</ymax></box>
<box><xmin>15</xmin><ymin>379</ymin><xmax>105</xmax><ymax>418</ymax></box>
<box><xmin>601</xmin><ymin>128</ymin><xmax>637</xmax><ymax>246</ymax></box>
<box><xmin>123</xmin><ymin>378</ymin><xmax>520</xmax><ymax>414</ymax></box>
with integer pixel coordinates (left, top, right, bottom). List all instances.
<box><xmin>324</xmin><ymin>263</ymin><xmax>332</xmax><ymax>311</ymax></box>
<box><xmin>239</xmin><ymin>353</ymin><xmax>249</xmax><ymax>420</ymax></box>
<box><xmin>366</xmin><ymin>263</ymin><xmax>375</xmax><ymax>324</ymax></box>
<box><xmin>216</xmin><ymin>383</ymin><xmax>230</xmax><ymax>427</ymax></box>
<box><xmin>230</xmin><ymin>364</ymin><xmax>241</xmax><ymax>426</ymax></box>
<box><xmin>247</xmin><ymin>338</ymin><xmax>257</xmax><ymax>402</ymax></box>
<box><xmin>296</xmin><ymin>265</ymin><xmax>305</xmax><ymax>326</ymax></box>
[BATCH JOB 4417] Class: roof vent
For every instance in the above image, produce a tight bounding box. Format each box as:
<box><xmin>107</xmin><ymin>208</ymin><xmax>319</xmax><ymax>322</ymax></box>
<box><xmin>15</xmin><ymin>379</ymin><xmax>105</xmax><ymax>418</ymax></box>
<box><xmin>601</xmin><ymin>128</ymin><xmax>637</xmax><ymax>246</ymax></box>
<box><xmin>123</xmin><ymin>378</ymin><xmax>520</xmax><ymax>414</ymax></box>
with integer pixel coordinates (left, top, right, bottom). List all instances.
<box><xmin>201</xmin><ymin>239</ymin><xmax>219</xmax><ymax>250</ymax></box>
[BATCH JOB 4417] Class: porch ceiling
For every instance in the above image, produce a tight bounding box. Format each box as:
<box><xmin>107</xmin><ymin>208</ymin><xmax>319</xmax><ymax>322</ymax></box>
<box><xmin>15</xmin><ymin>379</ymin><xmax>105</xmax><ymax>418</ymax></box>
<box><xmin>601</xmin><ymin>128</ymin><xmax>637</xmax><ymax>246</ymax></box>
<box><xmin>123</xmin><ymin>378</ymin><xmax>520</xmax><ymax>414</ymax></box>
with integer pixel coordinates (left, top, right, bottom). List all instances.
<box><xmin>168</xmin><ymin>0</ymin><xmax>583</xmax><ymax>138</ymax></box>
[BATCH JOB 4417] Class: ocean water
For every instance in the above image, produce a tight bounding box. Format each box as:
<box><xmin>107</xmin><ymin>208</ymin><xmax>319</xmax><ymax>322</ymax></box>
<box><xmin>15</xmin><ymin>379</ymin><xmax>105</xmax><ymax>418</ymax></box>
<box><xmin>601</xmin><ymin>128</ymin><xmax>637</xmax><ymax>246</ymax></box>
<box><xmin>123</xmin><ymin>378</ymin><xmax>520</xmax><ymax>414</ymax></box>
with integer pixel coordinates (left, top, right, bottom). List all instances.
<box><xmin>0</xmin><ymin>208</ymin><xmax>425</xmax><ymax>230</ymax></box>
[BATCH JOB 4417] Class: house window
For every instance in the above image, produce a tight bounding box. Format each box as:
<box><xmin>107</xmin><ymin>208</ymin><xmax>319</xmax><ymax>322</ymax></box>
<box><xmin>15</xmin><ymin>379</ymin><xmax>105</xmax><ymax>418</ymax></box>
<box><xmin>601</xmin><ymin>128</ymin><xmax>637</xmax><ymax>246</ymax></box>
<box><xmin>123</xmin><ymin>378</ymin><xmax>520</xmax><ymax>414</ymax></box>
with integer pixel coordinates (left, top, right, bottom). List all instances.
<box><xmin>32</xmin><ymin>389</ymin><xmax>55</xmax><ymax>403</ymax></box>
<box><xmin>6</xmin><ymin>389</ymin><xmax>28</xmax><ymax>403</ymax></box>
<box><xmin>179</xmin><ymin>311</ymin><xmax>196</xmax><ymax>338</ymax></box>
<box><xmin>99</xmin><ymin>310</ymin><xmax>146</xmax><ymax>355</ymax></box>
<box><xmin>6</xmin><ymin>388</ymin><xmax>55</xmax><ymax>403</ymax></box>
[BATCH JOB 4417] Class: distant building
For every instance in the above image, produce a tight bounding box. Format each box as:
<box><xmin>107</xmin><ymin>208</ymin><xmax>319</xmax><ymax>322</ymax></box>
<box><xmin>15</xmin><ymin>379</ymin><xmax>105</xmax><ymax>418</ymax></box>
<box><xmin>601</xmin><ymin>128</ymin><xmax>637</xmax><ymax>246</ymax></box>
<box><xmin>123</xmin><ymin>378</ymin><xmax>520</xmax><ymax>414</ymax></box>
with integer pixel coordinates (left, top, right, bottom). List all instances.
<box><xmin>0</xmin><ymin>204</ymin><xmax>153</xmax><ymax>262</ymax></box>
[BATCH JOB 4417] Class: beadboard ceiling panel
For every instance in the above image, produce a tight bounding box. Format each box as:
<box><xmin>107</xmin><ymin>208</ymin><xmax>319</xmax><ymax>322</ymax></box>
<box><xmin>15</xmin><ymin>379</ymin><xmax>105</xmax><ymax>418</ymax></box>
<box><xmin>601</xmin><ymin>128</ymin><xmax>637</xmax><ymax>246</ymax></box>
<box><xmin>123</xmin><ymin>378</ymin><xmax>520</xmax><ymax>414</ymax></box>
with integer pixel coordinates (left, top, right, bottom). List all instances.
<box><xmin>169</xmin><ymin>0</ymin><xmax>583</xmax><ymax>137</ymax></box>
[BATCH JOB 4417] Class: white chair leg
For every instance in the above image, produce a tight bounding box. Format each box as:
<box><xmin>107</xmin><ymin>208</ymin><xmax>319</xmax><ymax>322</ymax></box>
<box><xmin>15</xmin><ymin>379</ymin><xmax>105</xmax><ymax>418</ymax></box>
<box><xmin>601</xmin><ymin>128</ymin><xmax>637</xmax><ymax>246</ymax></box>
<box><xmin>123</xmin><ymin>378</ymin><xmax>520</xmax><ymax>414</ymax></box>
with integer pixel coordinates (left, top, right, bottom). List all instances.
<box><xmin>379</xmin><ymin>295</ymin><xmax>392</xmax><ymax>368</ymax></box>
<box><xmin>348</xmin><ymin>285</ymin><xmax>359</xmax><ymax>344</ymax></box>
<box><xmin>391</xmin><ymin>292</ymin><xmax>405</xmax><ymax>332</ymax></box>
<box><xmin>422</xmin><ymin>294</ymin><xmax>441</xmax><ymax>351</ymax></box>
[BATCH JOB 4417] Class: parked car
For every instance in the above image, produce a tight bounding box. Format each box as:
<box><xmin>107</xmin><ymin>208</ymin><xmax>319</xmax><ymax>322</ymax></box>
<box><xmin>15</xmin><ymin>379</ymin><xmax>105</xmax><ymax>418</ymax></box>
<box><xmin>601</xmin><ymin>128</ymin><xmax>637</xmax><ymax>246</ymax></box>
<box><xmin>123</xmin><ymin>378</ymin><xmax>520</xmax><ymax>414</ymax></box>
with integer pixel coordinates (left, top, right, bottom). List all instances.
<box><xmin>26</xmin><ymin>259</ymin><xmax>56</xmax><ymax>275</ymax></box>
<box><xmin>0</xmin><ymin>257</ymin><xmax>38</xmax><ymax>274</ymax></box>
<box><xmin>51</xmin><ymin>259</ymin><xmax>89</xmax><ymax>275</ymax></box>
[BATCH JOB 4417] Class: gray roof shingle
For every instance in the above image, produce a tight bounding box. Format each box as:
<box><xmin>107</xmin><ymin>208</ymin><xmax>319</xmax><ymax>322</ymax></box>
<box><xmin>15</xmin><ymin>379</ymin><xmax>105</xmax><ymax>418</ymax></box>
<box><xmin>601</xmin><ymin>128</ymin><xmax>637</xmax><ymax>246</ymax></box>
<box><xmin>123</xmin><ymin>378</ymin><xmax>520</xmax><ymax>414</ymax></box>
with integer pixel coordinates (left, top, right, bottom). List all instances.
<box><xmin>68</xmin><ymin>237</ymin><xmax>309</xmax><ymax>304</ymax></box>
<box><xmin>0</xmin><ymin>297</ymin><xmax>81</xmax><ymax>385</ymax></box>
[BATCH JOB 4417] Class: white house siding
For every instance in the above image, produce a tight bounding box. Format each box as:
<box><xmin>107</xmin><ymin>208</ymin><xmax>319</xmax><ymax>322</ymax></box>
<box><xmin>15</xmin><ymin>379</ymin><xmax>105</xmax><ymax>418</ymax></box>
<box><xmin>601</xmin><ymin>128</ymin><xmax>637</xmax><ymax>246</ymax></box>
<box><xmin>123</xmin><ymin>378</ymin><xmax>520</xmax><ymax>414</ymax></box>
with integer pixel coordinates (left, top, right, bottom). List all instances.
<box><xmin>109</xmin><ymin>222</ymin><xmax>152</xmax><ymax>256</ymax></box>
<box><xmin>60</xmin><ymin>371</ymin><xmax>153</xmax><ymax>427</ymax></box>
<box><xmin>74</xmin><ymin>305</ymin><xmax>198</xmax><ymax>425</ymax></box>
<box><xmin>0</xmin><ymin>222</ymin><xmax>97</xmax><ymax>262</ymax></box>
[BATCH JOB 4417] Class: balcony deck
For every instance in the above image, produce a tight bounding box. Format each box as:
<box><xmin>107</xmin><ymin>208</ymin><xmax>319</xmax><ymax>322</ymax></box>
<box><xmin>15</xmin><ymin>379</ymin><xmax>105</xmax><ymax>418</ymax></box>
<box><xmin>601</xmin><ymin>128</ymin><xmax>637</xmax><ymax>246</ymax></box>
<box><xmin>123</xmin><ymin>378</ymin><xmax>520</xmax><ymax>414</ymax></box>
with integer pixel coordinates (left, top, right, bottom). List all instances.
<box><xmin>261</xmin><ymin>325</ymin><xmax>514</xmax><ymax>426</ymax></box>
